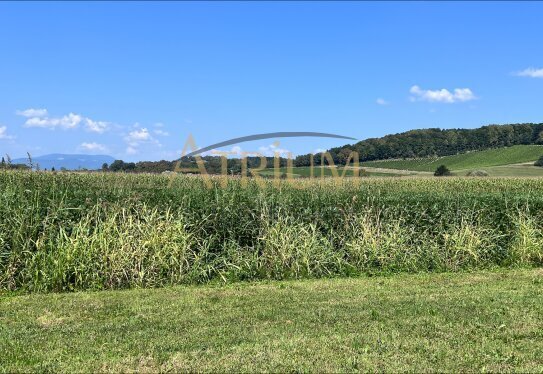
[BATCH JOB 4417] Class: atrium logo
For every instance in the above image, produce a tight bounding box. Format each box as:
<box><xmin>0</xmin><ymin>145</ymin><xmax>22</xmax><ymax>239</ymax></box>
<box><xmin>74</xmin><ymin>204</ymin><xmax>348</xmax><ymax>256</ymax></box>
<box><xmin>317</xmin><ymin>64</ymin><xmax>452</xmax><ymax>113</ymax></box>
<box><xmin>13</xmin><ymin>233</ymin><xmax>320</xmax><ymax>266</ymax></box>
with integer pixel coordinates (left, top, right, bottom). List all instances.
<box><xmin>172</xmin><ymin>132</ymin><xmax>360</xmax><ymax>188</ymax></box>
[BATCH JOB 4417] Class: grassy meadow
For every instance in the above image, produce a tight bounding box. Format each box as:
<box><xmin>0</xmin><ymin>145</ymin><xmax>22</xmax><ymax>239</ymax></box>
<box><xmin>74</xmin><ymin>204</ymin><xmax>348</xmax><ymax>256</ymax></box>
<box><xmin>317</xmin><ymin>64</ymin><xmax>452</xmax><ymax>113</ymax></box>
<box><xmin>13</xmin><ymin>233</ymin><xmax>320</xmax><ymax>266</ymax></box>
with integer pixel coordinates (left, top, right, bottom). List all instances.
<box><xmin>1</xmin><ymin>170</ymin><xmax>543</xmax><ymax>292</ymax></box>
<box><xmin>360</xmin><ymin>145</ymin><xmax>543</xmax><ymax>172</ymax></box>
<box><xmin>1</xmin><ymin>269</ymin><xmax>542</xmax><ymax>372</ymax></box>
<box><xmin>460</xmin><ymin>164</ymin><xmax>543</xmax><ymax>177</ymax></box>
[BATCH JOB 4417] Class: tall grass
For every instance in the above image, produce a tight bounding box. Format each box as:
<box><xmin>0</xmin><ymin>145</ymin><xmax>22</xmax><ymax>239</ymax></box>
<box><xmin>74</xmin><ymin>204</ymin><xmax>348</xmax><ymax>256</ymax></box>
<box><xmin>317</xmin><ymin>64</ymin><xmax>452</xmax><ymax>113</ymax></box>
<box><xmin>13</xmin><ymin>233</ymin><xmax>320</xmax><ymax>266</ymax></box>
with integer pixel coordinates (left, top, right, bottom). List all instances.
<box><xmin>1</xmin><ymin>170</ymin><xmax>542</xmax><ymax>292</ymax></box>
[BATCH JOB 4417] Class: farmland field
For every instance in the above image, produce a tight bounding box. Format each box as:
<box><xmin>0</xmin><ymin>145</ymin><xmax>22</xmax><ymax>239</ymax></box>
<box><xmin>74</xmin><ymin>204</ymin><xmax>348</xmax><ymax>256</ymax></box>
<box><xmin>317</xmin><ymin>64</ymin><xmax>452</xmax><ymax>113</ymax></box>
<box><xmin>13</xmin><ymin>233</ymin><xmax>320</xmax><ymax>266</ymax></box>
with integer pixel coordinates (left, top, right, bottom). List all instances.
<box><xmin>1</xmin><ymin>170</ymin><xmax>543</xmax><ymax>292</ymax></box>
<box><xmin>258</xmin><ymin>166</ymin><xmax>412</xmax><ymax>178</ymax></box>
<box><xmin>459</xmin><ymin>164</ymin><xmax>543</xmax><ymax>177</ymax></box>
<box><xmin>360</xmin><ymin>145</ymin><xmax>543</xmax><ymax>172</ymax></box>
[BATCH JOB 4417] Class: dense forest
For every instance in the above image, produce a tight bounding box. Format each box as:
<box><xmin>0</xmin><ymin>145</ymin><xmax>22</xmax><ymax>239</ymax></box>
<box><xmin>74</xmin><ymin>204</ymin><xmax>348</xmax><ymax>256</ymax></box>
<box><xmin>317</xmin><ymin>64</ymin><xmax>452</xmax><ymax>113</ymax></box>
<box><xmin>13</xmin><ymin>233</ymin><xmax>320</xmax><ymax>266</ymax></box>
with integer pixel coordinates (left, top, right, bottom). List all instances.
<box><xmin>295</xmin><ymin>123</ymin><xmax>543</xmax><ymax>166</ymax></box>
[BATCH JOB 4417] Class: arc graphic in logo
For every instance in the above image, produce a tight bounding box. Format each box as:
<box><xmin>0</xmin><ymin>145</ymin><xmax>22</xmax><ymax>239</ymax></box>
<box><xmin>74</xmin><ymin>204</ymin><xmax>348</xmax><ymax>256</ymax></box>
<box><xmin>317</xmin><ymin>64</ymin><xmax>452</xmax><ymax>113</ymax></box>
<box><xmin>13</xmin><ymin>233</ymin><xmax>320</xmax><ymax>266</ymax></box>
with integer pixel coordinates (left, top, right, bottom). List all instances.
<box><xmin>173</xmin><ymin>131</ymin><xmax>360</xmax><ymax>188</ymax></box>
<box><xmin>182</xmin><ymin>132</ymin><xmax>356</xmax><ymax>158</ymax></box>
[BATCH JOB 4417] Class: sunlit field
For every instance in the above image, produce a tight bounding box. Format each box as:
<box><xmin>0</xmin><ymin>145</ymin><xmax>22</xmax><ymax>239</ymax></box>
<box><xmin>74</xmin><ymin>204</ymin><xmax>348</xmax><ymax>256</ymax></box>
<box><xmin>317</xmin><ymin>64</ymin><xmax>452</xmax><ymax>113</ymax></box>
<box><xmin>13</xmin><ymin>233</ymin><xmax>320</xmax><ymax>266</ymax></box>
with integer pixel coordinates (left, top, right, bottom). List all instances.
<box><xmin>1</xmin><ymin>170</ymin><xmax>542</xmax><ymax>292</ymax></box>
<box><xmin>360</xmin><ymin>145</ymin><xmax>543</xmax><ymax>172</ymax></box>
<box><xmin>2</xmin><ymin>269</ymin><xmax>542</xmax><ymax>372</ymax></box>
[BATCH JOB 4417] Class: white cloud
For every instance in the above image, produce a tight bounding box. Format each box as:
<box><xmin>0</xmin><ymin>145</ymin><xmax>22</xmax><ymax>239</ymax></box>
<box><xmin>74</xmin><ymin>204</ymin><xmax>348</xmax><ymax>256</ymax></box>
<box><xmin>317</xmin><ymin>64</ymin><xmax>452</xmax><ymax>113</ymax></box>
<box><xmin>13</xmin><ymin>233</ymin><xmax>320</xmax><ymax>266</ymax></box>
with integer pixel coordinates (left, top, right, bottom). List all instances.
<box><xmin>211</xmin><ymin>145</ymin><xmax>266</xmax><ymax>157</ymax></box>
<box><xmin>258</xmin><ymin>142</ymin><xmax>290</xmax><ymax>157</ymax></box>
<box><xmin>212</xmin><ymin>143</ymin><xmax>291</xmax><ymax>158</ymax></box>
<box><xmin>207</xmin><ymin>146</ymin><xmax>248</xmax><ymax>157</ymax></box>
<box><xmin>230</xmin><ymin>146</ymin><xmax>243</xmax><ymax>156</ymax></box>
<box><xmin>17</xmin><ymin>108</ymin><xmax>110</xmax><ymax>132</ymax></box>
<box><xmin>154</xmin><ymin>129</ymin><xmax>169</xmax><ymax>136</ymax></box>
<box><xmin>0</xmin><ymin>126</ymin><xmax>15</xmax><ymax>140</ymax></box>
<box><xmin>24</xmin><ymin>112</ymin><xmax>83</xmax><ymax>129</ymax></box>
<box><xmin>16</xmin><ymin>108</ymin><xmax>48</xmax><ymax>118</ymax></box>
<box><xmin>126</xmin><ymin>128</ymin><xmax>152</xmax><ymax>145</ymax></box>
<box><xmin>376</xmin><ymin>98</ymin><xmax>389</xmax><ymax>106</ymax></box>
<box><xmin>79</xmin><ymin>142</ymin><xmax>107</xmax><ymax>152</ymax></box>
<box><xmin>201</xmin><ymin>148</ymin><xmax>217</xmax><ymax>157</ymax></box>
<box><xmin>514</xmin><ymin>68</ymin><xmax>543</xmax><ymax>78</ymax></box>
<box><xmin>85</xmin><ymin>118</ymin><xmax>110</xmax><ymax>134</ymax></box>
<box><xmin>312</xmin><ymin>148</ymin><xmax>326</xmax><ymax>155</ymax></box>
<box><xmin>124</xmin><ymin>127</ymin><xmax>161</xmax><ymax>155</ymax></box>
<box><xmin>409</xmin><ymin>85</ymin><xmax>476</xmax><ymax>103</ymax></box>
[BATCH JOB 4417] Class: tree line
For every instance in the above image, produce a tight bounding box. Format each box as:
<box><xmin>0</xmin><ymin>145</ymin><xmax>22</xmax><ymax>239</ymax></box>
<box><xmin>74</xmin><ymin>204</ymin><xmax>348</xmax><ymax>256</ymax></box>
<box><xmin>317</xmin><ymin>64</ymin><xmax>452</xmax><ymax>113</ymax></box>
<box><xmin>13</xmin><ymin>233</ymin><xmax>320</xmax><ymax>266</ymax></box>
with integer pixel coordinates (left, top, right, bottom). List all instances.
<box><xmin>0</xmin><ymin>156</ymin><xmax>29</xmax><ymax>170</ymax></box>
<box><xmin>102</xmin><ymin>156</ymin><xmax>291</xmax><ymax>174</ymax></box>
<box><xmin>295</xmin><ymin>123</ymin><xmax>543</xmax><ymax>166</ymax></box>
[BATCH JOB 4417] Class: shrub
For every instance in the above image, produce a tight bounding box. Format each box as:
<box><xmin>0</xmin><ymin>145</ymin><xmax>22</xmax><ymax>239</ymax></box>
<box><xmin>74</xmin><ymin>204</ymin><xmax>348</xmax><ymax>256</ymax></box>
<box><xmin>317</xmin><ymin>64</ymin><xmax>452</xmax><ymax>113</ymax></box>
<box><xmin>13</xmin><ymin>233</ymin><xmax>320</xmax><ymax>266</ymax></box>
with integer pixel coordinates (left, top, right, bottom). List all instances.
<box><xmin>534</xmin><ymin>155</ymin><xmax>543</xmax><ymax>167</ymax></box>
<box><xmin>434</xmin><ymin>165</ymin><xmax>452</xmax><ymax>176</ymax></box>
<box><xmin>466</xmin><ymin>170</ymin><xmax>489</xmax><ymax>177</ymax></box>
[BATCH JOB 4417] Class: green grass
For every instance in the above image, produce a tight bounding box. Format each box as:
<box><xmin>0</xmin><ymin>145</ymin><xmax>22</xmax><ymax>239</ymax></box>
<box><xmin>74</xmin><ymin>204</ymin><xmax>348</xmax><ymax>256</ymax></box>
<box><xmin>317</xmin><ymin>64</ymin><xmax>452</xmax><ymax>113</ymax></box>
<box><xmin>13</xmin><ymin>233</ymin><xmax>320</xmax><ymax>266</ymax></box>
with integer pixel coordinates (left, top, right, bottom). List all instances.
<box><xmin>258</xmin><ymin>166</ymin><xmax>409</xmax><ymax>178</ymax></box>
<box><xmin>361</xmin><ymin>145</ymin><xmax>543</xmax><ymax>172</ymax></box>
<box><xmin>1</xmin><ymin>269</ymin><xmax>542</xmax><ymax>372</ymax></box>
<box><xmin>460</xmin><ymin>164</ymin><xmax>543</xmax><ymax>177</ymax></box>
<box><xmin>2</xmin><ymin>171</ymin><xmax>543</xmax><ymax>292</ymax></box>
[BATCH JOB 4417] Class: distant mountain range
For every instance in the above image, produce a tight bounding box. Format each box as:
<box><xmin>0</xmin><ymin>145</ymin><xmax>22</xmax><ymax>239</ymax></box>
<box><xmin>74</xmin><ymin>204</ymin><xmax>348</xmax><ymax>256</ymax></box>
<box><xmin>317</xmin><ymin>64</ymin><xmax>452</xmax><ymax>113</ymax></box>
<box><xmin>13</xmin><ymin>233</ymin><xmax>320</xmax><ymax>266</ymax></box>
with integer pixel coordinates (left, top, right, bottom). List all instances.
<box><xmin>11</xmin><ymin>154</ymin><xmax>116</xmax><ymax>170</ymax></box>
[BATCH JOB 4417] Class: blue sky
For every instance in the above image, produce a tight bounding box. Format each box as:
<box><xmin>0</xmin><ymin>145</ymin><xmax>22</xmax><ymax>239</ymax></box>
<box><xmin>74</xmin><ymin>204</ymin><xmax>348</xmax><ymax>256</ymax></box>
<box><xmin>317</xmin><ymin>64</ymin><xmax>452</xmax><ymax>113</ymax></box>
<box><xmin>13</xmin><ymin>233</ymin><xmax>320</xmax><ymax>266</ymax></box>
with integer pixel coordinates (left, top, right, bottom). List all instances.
<box><xmin>1</xmin><ymin>1</ymin><xmax>542</xmax><ymax>161</ymax></box>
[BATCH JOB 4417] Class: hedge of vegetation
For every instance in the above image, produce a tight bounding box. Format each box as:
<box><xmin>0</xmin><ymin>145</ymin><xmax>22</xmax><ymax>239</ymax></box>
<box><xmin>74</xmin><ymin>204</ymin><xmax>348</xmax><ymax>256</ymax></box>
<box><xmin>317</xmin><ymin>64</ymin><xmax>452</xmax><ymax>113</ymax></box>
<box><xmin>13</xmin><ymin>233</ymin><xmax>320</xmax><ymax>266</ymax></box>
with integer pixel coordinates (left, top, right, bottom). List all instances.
<box><xmin>1</xmin><ymin>171</ymin><xmax>542</xmax><ymax>292</ymax></box>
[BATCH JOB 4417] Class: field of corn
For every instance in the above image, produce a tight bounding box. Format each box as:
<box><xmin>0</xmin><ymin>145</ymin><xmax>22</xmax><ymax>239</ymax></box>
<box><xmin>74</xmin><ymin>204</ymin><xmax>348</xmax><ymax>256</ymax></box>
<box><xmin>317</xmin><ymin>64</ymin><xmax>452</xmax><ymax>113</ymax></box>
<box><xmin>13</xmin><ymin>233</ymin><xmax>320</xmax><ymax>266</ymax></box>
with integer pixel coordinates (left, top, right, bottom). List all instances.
<box><xmin>1</xmin><ymin>170</ymin><xmax>543</xmax><ymax>292</ymax></box>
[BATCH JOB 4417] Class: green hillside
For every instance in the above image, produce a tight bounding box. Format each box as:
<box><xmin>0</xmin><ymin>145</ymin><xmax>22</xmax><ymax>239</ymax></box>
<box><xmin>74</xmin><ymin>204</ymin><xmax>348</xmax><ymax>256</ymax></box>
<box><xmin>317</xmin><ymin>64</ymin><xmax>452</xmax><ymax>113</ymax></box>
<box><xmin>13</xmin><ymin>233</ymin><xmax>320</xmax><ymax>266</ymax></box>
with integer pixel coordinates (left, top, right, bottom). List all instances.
<box><xmin>360</xmin><ymin>145</ymin><xmax>543</xmax><ymax>172</ymax></box>
<box><xmin>294</xmin><ymin>123</ymin><xmax>543</xmax><ymax>167</ymax></box>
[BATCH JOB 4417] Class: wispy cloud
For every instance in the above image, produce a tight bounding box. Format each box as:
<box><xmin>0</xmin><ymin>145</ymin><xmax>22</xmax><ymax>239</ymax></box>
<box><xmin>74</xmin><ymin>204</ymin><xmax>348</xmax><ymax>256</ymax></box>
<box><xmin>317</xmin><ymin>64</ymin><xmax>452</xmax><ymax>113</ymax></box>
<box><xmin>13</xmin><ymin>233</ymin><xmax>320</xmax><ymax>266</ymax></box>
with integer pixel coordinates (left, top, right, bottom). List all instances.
<box><xmin>126</xmin><ymin>128</ymin><xmax>152</xmax><ymax>144</ymax></box>
<box><xmin>17</xmin><ymin>108</ymin><xmax>110</xmax><ymax>132</ymax></box>
<box><xmin>24</xmin><ymin>112</ymin><xmax>83</xmax><ymax>129</ymax></box>
<box><xmin>514</xmin><ymin>68</ymin><xmax>543</xmax><ymax>78</ymax></box>
<box><xmin>258</xmin><ymin>142</ymin><xmax>290</xmax><ymax>157</ymax></box>
<box><xmin>409</xmin><ymin>85</ymin><xmax>476</xmax><ymax>103</ymax></box>
<box><xmin>204</xmin><ymin>146</ymin><xmax>247</xmax><ymax>157</ymax></box>
<box><xmin>230</xmin><ymin>146</ymin><xmax>243</xmax><ymax>156</ymax></box>
<box><xmin>151</xmin><ymin>123</ymin><xmax>169</xmax><ymax>136</ymax></box>
<box><xmin>124</xmin><ymin>127</ymin><xmax>161</xmax><ymax>155</ymax></box>
<box><xmin>16</xmin><ymin>108</ymin><xmax>48</xmax><ymax>118</ymax></box>
<box><xmin>154</xmin><ymin>129</ymin><xmax>169</xmax><ymax>136</ymax></box>
<box><xmin>85</xmin><ymin>119</ymin><xmax>110</xmax><ymax>134</ymax></box>
<box><xmin>209</xmin><ymin>142</ymin><xmax>291</xmax><ymax>157</ymax></box>
<box><xmin>79</xmin><ymin>142</ymin><xmax>107</xmax><ymax>152</ymax></box>
<box><xmin>376</xmin><ymin>98</ymin><xmax>389</xmax><ymax>106</ymax></box>
<box><xmin>0</xmin><ymin>125</ymin><xmax>15</xmax><ymax>140</ymax></box>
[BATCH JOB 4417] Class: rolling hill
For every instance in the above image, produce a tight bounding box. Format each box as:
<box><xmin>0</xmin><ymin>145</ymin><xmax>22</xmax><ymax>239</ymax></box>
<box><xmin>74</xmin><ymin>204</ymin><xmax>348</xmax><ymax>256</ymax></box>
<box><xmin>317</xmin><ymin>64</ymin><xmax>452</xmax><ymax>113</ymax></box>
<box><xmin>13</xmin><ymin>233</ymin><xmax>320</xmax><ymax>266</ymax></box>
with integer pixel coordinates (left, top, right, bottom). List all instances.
<box><xmin>359</xmin><ymin>145</ymin><xmax>543</xmax><ymax>172</ymax></box>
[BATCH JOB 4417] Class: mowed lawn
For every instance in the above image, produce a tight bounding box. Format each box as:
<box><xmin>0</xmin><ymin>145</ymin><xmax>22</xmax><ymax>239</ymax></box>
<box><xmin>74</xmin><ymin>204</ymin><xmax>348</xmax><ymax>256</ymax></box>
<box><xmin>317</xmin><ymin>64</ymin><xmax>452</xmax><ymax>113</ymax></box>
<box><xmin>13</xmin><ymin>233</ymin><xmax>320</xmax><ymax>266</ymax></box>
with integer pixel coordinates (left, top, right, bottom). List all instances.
<box><xmin>1</xmin><ymin>269</ymin><xmax>542</xmax><ymax>372</ymax></box>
